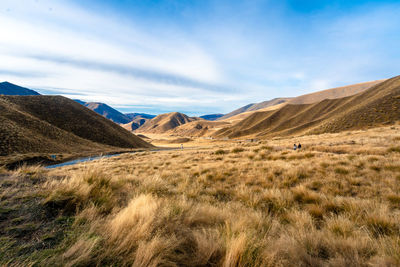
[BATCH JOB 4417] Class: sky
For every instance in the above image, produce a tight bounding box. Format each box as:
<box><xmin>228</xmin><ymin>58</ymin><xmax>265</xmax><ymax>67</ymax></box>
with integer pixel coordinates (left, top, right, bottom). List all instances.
<box><xmin>0</xmin><ymin>0</ymin><xmax>399</xmax><ymax>116</ymax></box>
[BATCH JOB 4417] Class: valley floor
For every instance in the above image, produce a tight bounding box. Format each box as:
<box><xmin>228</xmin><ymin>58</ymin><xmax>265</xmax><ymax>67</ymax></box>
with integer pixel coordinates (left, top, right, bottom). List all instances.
<box><xmin>1</xmin><ymin>125</ymin><xmax>400</xmax><ymax>266</ymax></box>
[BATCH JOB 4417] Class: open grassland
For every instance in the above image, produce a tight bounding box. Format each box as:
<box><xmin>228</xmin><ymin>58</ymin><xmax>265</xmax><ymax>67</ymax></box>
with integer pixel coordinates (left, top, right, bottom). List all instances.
<box><xmin>1</xmin><ymin>125</ymin><xmax>400</xmax><ymax>266</ymax></box>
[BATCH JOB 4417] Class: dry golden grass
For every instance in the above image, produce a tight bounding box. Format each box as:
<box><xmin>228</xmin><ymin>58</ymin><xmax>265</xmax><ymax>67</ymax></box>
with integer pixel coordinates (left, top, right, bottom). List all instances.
<box><xmin>1</xmin><ymin>125</ymin><xmax>400</xmax><ymax>266</ymax></box>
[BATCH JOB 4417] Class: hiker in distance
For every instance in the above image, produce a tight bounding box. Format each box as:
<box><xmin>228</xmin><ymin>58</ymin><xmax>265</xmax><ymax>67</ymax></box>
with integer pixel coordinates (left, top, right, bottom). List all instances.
<box><xmin>293</xmin><ymin>144</ymin><xmax>297</xmax><ymax>150</ymax></box>
<box><xmin>298</xmin><ymin>143</ymin><xmax>302</xmax><ymax>150</ymax></box>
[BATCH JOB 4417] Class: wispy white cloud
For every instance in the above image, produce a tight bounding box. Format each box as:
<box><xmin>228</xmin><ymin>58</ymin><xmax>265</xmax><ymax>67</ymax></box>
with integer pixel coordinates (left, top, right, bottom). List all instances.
<box><xmin>0</xmin><ymin>0</ymin><xmax>399</xmax><ymax>115</ymax></box>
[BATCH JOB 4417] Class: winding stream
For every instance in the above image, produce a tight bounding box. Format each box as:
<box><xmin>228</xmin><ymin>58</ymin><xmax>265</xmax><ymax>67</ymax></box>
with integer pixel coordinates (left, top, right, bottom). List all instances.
<box><xmin>45</xmin><ymin>153</ymin><xmax>121</xmax><ymax>169</ymax></box>
<box><xmin>45</xmin><ymin>147</ymin><xmax>182</xmax><ymax>169</ymax></box>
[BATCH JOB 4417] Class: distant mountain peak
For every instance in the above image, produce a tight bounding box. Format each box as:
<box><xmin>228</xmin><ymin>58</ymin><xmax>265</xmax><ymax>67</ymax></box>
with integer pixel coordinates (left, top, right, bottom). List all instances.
<box><xmin>75</xmin><ymin>101</ymin><xmax>131</xmax><ymax>124</ymax></box>
<box><xmin>0</xmin><ymin>81</ymin><xmax>40</xmax><ymax>96</ymax></box>
<box><xmin>200</xmin><ymin>114</ymin><xmax>224</xmax><ymax>121</ymax></box>
<box><xmin>138</xmin><ymin>111</ymin><xmax>198</xmax><ymax>133</ymax></box>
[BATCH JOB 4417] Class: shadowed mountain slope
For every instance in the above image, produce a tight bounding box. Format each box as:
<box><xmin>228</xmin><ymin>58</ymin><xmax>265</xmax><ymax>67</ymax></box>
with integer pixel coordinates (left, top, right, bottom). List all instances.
<box><xmin>200</xmin><ymin>114</ymin><xmax>224</xmax><ymax>121</ymax></box>
<box><xmin>0</xmin><ymin>82</ymin><xmax>40</xmax><ymax>95</ymax></box>
<box><xmin>214</xmin><ymin>76</ymin><xmax>400</xmax><ymax>138</ymax></box>
<box><xmin>138</xmin><ymin>112</ymin><xmax>198</xmax><ymax>134</ymax></box>
<box><xmin>0</xmin><ymin>95</ymin><xmax>152</xmax><ymax>156</ymax></box>
<box><xmin>83</xmin><ymin>102</ymin><xmax>131</xmax><ymax>124</ymax></box>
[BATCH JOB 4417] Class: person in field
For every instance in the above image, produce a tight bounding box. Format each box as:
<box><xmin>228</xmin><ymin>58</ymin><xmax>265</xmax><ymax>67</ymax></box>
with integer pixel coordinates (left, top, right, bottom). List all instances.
<box><xmin>293</xmin><ymin>144</ymin><xmax>297</xmax><ymax>150</ymax></box>
<box><xmin>298</xmin><ymin>143</ymin><xmax>302</xmax><ymax>150</ymax></box>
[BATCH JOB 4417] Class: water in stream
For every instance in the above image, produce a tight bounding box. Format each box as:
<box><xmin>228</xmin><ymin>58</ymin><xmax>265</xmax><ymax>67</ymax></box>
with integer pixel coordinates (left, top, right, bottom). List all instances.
<box><xmin>45</xmin><ymin>154</ymin><xmax>121</xmax><ymax>169</ymax></box>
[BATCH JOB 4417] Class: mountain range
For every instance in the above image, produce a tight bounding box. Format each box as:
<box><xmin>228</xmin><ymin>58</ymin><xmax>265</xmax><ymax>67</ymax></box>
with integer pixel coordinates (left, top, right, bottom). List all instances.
<box><xmin>1</xmin><ymin>77</ymin><xmax>398</xmax><ymax>141</ymax></box>
<box><xmin>73</xmin><ymin>101</ymin><xmax>131</xmax><ymax>124</ymax></box>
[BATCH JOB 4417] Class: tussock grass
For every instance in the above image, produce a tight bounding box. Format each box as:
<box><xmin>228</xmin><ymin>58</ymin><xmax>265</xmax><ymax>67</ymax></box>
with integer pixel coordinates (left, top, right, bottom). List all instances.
<box><xmin>214</xmin><ymin>149</ymin><xmax>227</xmax><ymax>155</ymax></box>
<box><xmin>1</xmin><ymin>125</ymin><xmax>400</xmax><ymax>265</ymax></box>
<box><xmin>231</xmin><ymin>147</ymin><xmax>245</xmax><ymax>153</ymax></box>
<box><xmin>387</xmin><ymin>146</ymin><xmax>400</xmax><ymax>153</ymax></box>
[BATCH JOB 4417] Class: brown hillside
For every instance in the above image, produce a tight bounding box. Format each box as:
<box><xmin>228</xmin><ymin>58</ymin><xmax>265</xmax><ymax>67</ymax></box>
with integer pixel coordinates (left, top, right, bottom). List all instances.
<box><xmin>218</xmin><ymin>98</ymin><xmax>289</xmax><ymax>121</ymax></box>
<box><xmin>288</xmin><ymin>79</ymin><xmax>385</xmax><ymax>104</ymax></box>
<box><xmin>121</xmin><ymin>116</ymin><xmax>152</xmax><ymax>131</ymax></box>
<box><xmin>214</xmin><ymin>76</ymin><xmax>400</xmax><ymax>138</ymax></box>
<box><xmin>168</xmin><ymin>120</ymin><xmax>230</xmax><ymax>137</ymax></box>
<box><xmin>138</xmin><ymin>112</ymin><xmax>198</xmax><ymax>134</ymax></box>
<box><xmin>219</xmin><ymin>80</ymin><xmax>385</xmax><ymax>122</ymax></box>
<box><xmin>247</xmin><ymin>98</ymin><xmax>291</xmax><ymax>111</ymax></box>
<box><xmin>311</xmin><ymin>76</ymin><xmax>400</xmax><ymax>134</ymax></box>
<box><xmin>0</xmin><ymin>95</ymin><xmax>152</xmax><ymax>156</ymax></box>
<box><xmin>121</xmin><ymin>121</ymin><xmax>139</xmax><ymax>132</ymax></box>
<box><xmin>220</xmin><ymin>102</ymin><xmax>287</xmax><ymax>124</ymax></box>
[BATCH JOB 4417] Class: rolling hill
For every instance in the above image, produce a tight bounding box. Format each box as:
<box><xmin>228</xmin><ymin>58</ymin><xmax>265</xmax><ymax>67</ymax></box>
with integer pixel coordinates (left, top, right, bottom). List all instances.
<box><xmin>0</xmin><ymin>95</ymin><xmax>152</xmax><ymax>157</ymax></box>
<box><xmin>0</xmin><ymin>81</ymin><xmax>40</xmax><ymax>95</ymax></box>
<box><xmin>218</xmin><ymin>98</ymin><xmax>290</xmax><ymax>121</ymax></box>
<box><xmin>121</xmin><ymin>121</ymin><xmax>140</xmax><ymax>132</ymax></box>
<box><xmin>121</xmin><ymin>118</ymin><xmax>148</xmax><ymax>131</ymax></box>
<box><xmin>137</xmin><ymin>112</ymin><xmax>198</xmax><ymax>134</ymax></box>
<box><xmin>121</xmin><ymin>113</ymin><xmax>156</xmax><ymax>131</ymax></box>
<box><xmin>220</xmin><ymin>102</ymin><xmax>287</xmax><ymax>124</ymax></box>
<box><xmin>218</xmin><ymin>80</ymin><xmax>385</xmax><ymax>121</ymax></box>
<box><xmin>214</xmin><ymin>76</ymin><xmax>400</xmax><ymax>138</ymax></box>
<box><xmin>287</xmin><ymin>79</ymin><xmax>385</xmax><ymax>104</ymax></box>
<box><xmin>168</xmin><ymin>120</ymin><xmax>230</xmax><ymax>137</ymax></box>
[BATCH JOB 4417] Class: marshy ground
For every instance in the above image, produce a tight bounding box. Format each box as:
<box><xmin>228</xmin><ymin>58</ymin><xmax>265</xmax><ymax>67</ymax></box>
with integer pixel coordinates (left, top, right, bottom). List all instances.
<box><xmin>1</xmin><ymin>125</ymin><xmax>400</xmax><ymax>266</ymax></box>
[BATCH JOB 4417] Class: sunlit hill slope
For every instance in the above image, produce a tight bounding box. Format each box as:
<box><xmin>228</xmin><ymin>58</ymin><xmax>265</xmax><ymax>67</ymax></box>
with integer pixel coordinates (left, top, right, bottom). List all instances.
<box><xmin>214</xmin><ymin>76</ymin><xmax>400</xmax><ymax>138</ymax></box>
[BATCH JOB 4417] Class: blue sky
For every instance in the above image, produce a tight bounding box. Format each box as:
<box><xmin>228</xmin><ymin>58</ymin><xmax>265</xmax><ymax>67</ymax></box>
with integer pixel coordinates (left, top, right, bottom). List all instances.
<box><xmin>0</xmin><ymin>0</ymin><xmax>399</xmax><ymax>116</ymax></box>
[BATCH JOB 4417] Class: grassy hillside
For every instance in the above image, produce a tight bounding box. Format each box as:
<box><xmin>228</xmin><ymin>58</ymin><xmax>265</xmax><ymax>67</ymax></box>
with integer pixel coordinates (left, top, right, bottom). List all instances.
<box><xmin>288</xmin><ymin>79</ymin><xmax>385</xmax><ymax>105</ymax></box>
<box><xmin>0</xmin><ymin>95</ymin><xmax>152</xmax><ymax>158</ymax></box>
<box><xmin>218</xmin><ymin>98</ymin><xmax>290</xmax><ymax>121</ymax></box>
<box><xmin>214</xmin><ymin>76</ymin><xmax>400</xmax><ymax>138</ymax></box>
<box><xmin>121</xmin><ymin>114</ymin><xmax>155</xmax><ymax>132</ymax></box>
<box><xmin>247</xmin><ymin>98</ymin><xmax>291</xmax><ymax>112</ymax></box>
<box><xmin>138</xmin><ymin>112</ymin><xmax>198</xmax><ymax>133</ymax></box>
<box><xmin>218</xmin><ymin>80</ymin><xmax>384</xmax><ymax>122</ymax></box>
<box><xmin>168</xmin><ymin>120</ymin><xmax>230</xmax><ymax>137</ymax></box>
<box><xmin>311</xmin><ymin>77</ymin><xmax>400</xmax><ymax>134</ymax></box>
<box><xmin>1</xmin><ymin>125</ymin><xmax>399</xmax><ymax>265</ymax></box>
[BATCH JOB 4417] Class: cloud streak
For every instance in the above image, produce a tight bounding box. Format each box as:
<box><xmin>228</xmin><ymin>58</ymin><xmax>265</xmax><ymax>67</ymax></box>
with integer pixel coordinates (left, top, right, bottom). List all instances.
<box><xmin>0</xmin><ymin>0</ymin><xmax>399</xmax><ymax>115</ymax></box>
<box><xmin>28</xmin><ymin>54</ymin><xmax>234</xmax><ymax>93</ymax></box>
